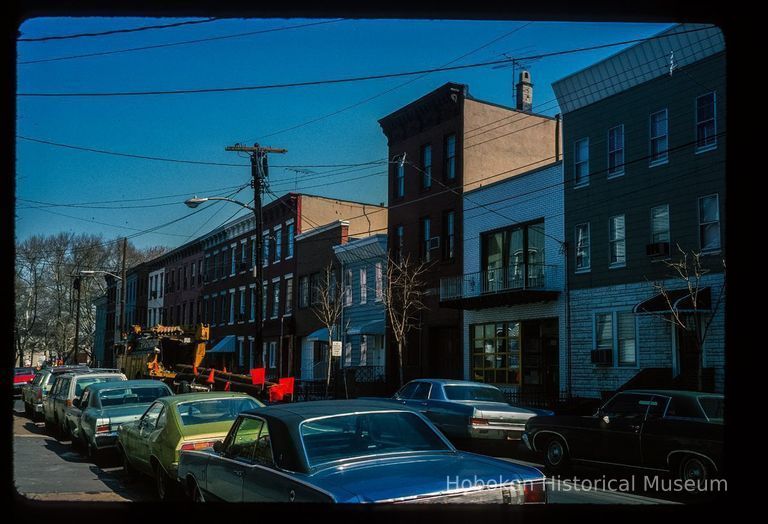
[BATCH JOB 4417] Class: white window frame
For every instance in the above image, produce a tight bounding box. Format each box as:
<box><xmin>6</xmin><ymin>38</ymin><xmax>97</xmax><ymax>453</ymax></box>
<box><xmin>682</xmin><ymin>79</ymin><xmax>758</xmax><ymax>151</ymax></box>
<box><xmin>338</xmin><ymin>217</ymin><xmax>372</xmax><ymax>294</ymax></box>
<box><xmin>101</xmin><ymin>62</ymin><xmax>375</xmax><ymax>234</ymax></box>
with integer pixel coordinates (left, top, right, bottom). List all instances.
<box><xmin>273</xmin><ymin>225</ymin><xmax>282</xmax><ymax>264</ymax></box>
<box><xmin>345</xmin><ymin>269</ymin><xmax>353</xmax><ymax>306</ymax></box>
<box><xmin>359</xmin><ymin>267</ymin><xmax>367</xmax><ymax>305</ymax></box>
<box><xmin>249</xmin><ymin>284</ymin><xmax>256</xmax><ymax>322</ymax></box>
<box><xmin>649</xmin><ymin>109</ymin><xmax>669</xmax><ymax>167</ymax></box>
<box><xmin>574</xmin><ymin>137</ymin><xmax>589</xmax><ymax>188</ymax></box>
<box><xmin>574</xmin><ymin>222</ymin><xmax>591</xmax><ymax>273</ymax></box>
<box><xmin>284</xmin><ymin>275</ymin><xmax>294</xmax><ymax>316</ymax></box>
<box><xmin>271</xmin><ymin>277</ymin><xmax>280</xmax><ymax>319</ymax></box>
<box><xmin>695</xmin><ymin>92</ymin><xmax>717</xmax><ymax>153</ymax></box>
<box><xmin>698</xmin><ymin>194</ymin><xmax>721</xmax><ymax>252</ymax></box>
<box><xmin>609</xmin><ymin>215</ymin><xmax>626</xmax><ymax>268</ymax></box>
<box><xmin>375</xmin><ymin>262</ymin><xmax>383</xmax><ymax>302</ymax></box>
<box><xmin>592</xmin><ymin>309</ymin><xmax>639</xmax><ymax>368</ymax></box>
<box><xmin>607</xmin><ymin>124</ymin><xmax>625</xmax><ymax>178</ymax></box>
<box><xmin>228</xmin><ymin>289</ymin><xmax>236</xmax><ymax>325</ymax></box>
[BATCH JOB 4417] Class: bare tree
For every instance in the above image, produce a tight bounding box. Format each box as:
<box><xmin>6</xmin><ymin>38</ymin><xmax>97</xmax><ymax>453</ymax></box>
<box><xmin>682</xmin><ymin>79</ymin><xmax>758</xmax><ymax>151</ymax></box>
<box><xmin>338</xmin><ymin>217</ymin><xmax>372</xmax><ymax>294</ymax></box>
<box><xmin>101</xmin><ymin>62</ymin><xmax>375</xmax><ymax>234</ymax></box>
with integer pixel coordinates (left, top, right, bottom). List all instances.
<box><xmin>311</xmin><ymin>264</ymin><xmax>344</xmax><ymax>398</ymax></box>
<box><xmin>382</xmin><ymin>254</ymin><xmax>429</xmax><ymax>387</ymax></box>
<box><xmin>647</xmin><ymin>244</ymin><xmax>726</xmax><ymax>390</ymax></box>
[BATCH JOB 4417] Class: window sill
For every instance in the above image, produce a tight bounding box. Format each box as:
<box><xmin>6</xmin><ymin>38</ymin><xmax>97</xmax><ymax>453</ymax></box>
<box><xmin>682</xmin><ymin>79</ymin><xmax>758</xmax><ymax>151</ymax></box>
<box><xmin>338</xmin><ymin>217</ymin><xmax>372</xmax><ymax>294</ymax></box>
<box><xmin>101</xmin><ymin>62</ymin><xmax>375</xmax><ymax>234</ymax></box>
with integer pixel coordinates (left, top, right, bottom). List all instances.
<box><xmin>701</xmin><ymin>249</ymin><xmax>722</xmax><ymax>256</ymax></box>
<box><xmin>573</xmin><ymin>182</ymin><xmax>589</xmax><ymax>190</ymax></box>
<box><xmin>649</xmin><ymin>159</ymin><xmax>668</xmax><ymax>168</ymax></box>
<box><xmin>609</xmin><ymin>263</ymin><xmax>626</xmax><ymax>270</ymax></box>
<box><xmin>606</xmin><ymin>171</ymin><xmax>625</xmax><ymax>180</ymax></box>
<box><xmin>695</xmin><ymin>144</ymin><xmax>717</xmax><ymax>155</ymax></box>
<box><xmin>574</xmin><ymin>268</ymin><xmax>591</xmax><ymax>274</ymax></box>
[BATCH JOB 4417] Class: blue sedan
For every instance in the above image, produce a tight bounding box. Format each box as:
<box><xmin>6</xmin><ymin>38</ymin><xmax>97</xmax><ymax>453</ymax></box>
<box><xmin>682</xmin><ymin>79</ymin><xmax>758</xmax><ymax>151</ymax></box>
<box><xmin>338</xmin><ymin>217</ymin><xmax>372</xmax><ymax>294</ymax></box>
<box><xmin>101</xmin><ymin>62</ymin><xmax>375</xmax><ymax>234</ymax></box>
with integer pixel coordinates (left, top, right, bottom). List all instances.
<box><xmin>177</xmin><ymin>399</ymin><xmax>547</xmax><ymax>503</ymax></box>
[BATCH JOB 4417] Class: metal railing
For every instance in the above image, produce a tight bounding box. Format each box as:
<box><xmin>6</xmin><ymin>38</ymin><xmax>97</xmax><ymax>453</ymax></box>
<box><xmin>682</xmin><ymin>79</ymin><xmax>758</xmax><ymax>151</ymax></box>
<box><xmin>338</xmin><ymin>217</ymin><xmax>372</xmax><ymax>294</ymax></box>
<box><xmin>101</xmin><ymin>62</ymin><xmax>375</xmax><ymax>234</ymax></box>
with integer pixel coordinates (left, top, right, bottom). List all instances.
<box><xmin>343</xmin><ymin>365</ymin><xmax>386</xmax><ymax>383</ymax></box>
<box><xmin>440</xmin><ymin>264</ymin><xmax>559</xmax><ymax>301</ymax></box>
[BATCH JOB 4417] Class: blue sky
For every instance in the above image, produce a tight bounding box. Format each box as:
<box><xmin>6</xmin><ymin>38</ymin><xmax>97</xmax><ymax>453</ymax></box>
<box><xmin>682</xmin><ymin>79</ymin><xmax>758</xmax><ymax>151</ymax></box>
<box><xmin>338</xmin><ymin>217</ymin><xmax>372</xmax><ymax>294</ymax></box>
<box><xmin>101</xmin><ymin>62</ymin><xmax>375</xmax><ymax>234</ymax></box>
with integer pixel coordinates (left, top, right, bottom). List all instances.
<box><xmin>15</xmin><ymin>17</ymin><xmax>674</xmax><ymax>250</ymax></box>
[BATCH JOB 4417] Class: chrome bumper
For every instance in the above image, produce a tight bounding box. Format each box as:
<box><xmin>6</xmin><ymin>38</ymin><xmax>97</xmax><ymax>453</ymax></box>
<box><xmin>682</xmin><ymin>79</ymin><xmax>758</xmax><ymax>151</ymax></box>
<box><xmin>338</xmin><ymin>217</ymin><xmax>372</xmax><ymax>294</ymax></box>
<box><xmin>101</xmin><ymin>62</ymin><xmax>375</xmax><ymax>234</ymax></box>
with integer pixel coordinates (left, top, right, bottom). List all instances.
<box><xmin>93</xmin><ymin>432</ymin><xmax>119</xmax><ymax>449</ymax></box>
<box><xmin>468</xmin><ymin>424</ymin><xmax>526</xmax><ymax>441</ymax></box>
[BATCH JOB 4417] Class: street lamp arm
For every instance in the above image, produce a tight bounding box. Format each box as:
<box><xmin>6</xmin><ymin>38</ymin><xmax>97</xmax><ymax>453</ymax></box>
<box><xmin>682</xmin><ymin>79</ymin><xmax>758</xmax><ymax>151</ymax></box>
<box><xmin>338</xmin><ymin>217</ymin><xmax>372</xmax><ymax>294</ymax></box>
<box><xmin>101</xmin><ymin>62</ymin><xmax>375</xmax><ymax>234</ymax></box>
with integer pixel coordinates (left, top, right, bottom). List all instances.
<box><xmin>184</xmin><ymin>196</ymin><xmax>255</xmax><ymax>211</ymax></box>
<box><xmin>79</xmin><ymin>270</ymin><xmax>122</xmax><ymax>280</ymax></box>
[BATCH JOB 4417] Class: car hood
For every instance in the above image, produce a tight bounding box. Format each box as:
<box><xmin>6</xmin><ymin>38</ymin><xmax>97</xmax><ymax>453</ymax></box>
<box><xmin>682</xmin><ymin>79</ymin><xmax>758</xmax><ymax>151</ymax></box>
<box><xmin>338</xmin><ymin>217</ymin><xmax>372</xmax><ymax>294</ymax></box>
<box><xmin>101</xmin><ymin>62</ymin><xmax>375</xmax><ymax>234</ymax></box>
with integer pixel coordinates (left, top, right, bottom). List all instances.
<box><xmin>309</xmin><ymin>452</ymin><xmax>544</xmax><ymax>503</ymax></box>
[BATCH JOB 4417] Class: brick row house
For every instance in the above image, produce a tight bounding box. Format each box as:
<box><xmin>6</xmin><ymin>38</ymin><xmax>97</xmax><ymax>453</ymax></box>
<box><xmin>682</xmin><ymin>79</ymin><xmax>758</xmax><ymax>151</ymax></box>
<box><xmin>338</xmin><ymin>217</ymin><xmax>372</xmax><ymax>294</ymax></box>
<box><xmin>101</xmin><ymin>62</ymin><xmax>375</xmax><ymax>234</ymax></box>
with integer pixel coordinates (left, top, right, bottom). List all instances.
<box><xmin>378</xmin><ymin>80</ymin><xmax>559</xmax><ymax>387</ymax></box>
<box><xmin>552</xmin><ymin>23</ymin><xmax>725</xmax><ymax>398</ymax></box>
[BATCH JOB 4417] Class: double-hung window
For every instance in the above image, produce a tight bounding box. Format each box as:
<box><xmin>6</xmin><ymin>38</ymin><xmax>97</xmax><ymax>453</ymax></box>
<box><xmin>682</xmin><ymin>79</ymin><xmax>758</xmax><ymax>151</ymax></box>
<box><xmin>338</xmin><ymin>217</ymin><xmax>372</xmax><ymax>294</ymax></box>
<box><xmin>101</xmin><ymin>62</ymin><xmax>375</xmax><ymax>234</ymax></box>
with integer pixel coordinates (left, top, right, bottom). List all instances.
<box><xmin>650</xmin><ymin>109</ymin><xmax>669</xmax><ymax>165</ymax></box>
<box><xmin>421</xmin><ymin>217</ymin><xmax>431</xmax><ymax>263</ymax></box>
<box><xmin>609</xmin><ymin>215</ymin><xmax>626</xmax><ymax>267</ymax></box>
<box><xmin>650</xmin><ymin>205</ymin><xmax>670</xmax><ymax>244</ymax></box>
<box><xmin>396</xmin><ymin>161</ymin><xmax>405</xmax><ymax>198</ymax></box>
<box><xmin>445</xmin><ymin>135</ymin><xmax>456</xmax><ymax>181</ymax></box>
<box><xmin>574</xmin><ymin>223</ymin><xmax>591</xmax><ymax>272</ymax></box>
<box><xmin>696</xmin><ymin>92</ymin><xmax>717</xmax><ymax>151</ymax></box>
<box><xmin>574</xmin><ymin>138</ymin><xmax>589</xmax><ymax>187</ymax></box>
<box><xmin>272</xmin><ymin>280</ymin><xmax>280</xmax><ymax>319</ymax></box>
<box><xmin>360</xmin><ymin>268</ymin><xmax>367</xmax><ymax>305</ymax></box>
<box><xmin>421</xmin><ymin>144</ymin><xmax>432</xmax><ymax>189</ymax></box>
<box><xmin>607</xmin><ymin>125</ymin><xmax>625</xmax><ymax>177</ymax></box>
<box><xmin>594</xmin><ymin>311</ymin><xmax>637</xmax><ymax>367</ymax></box>
<box><xmin>286</xmin><ymin>222</ymin><xmax>295</xmax><ymax>259</ymax></box>
<box><xmin>375</xmin><ymin>262</ymin><xmax>383</xmax><ymax>302</ymax></box>
<box><xmin>698</xmin><ymin>194</ymin><xmax>721</xmax><ymax>251</ymax></box>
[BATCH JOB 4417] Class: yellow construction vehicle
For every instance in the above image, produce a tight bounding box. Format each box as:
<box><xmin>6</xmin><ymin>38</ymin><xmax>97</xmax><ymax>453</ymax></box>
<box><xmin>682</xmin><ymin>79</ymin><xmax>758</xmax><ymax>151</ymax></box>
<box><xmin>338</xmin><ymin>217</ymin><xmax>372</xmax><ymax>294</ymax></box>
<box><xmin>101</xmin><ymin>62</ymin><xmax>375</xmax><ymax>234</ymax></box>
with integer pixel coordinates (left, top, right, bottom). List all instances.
<box><xmin>117</xmin><ymin>324</ymin><xmax>209</xmax><ymax>383</ymax></box>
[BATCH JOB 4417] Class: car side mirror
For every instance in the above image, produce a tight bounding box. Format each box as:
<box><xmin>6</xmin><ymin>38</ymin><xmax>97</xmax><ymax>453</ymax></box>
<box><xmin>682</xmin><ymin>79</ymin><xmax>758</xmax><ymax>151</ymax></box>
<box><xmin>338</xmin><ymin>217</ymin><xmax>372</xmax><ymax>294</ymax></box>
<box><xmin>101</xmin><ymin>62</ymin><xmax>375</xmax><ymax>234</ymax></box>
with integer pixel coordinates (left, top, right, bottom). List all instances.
<box><xmin>601</xmin><ymin>414</ymin><xmax>610</xmax><ymax>425</ymax></box>
<box><xmin>213</xmin><ymin>440</ymin><xmax>223</xmax><ymax>454</ymax></box>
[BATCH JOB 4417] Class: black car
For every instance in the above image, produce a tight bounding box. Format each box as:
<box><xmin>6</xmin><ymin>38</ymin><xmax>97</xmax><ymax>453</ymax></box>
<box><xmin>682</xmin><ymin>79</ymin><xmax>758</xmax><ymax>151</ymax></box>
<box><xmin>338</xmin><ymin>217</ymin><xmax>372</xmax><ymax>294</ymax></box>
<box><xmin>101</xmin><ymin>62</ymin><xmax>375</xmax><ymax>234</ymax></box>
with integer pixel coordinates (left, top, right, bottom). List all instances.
<box><xmin>522</xmin><ymin>389</ymin><xmax>723</xmax><ymax>481</ymax></box>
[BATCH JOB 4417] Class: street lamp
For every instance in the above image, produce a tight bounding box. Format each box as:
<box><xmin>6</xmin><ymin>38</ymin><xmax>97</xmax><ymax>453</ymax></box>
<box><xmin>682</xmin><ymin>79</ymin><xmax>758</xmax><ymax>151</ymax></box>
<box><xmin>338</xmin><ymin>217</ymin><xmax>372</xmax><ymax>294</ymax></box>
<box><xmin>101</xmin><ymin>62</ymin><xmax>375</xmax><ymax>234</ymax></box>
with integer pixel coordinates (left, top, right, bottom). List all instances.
<box><xmin>184</xmin><ymin>196</ymin><xmax>255</xmax><ymax>211</ymax></box>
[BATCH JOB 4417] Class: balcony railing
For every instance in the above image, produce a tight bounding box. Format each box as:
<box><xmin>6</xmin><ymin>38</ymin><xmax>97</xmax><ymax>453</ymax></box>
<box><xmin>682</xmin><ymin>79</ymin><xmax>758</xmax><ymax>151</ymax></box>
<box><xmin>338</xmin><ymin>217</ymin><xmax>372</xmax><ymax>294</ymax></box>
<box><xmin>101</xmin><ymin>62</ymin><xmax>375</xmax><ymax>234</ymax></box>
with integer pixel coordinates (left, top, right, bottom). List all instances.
<box><xmin>440</xmin><ymin>264</ymin><xmax>559</xmax><ymax>301</ymax></box>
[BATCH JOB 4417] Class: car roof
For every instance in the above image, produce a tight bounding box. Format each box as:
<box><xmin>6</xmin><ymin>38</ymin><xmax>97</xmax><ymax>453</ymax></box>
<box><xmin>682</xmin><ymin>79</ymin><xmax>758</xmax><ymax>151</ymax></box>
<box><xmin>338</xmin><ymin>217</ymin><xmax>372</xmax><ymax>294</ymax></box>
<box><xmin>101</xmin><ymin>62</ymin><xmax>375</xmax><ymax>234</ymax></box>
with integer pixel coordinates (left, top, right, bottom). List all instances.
<box><xmin>622</xmin><ymin>389</ymin><xmax>723</xmax><ymax>399</ymax></box>
<box><xmin>84</xmin><ymin>380</ymin><xmax>168</xmax><ymax>392</ymax></box>
<box><xmin>242</xmin><ymin>399</ymin><xmax>413</xmax><ymax>423</ymax></box>
<box><xmin>405</xmin><ymin>378</ymin><xmax>499</xmax><ymax>388</ymax></box>
<box><xmin>159</xmin><ymin>391</ymin><xmax>255</xmax><ymax>406</ymax></box>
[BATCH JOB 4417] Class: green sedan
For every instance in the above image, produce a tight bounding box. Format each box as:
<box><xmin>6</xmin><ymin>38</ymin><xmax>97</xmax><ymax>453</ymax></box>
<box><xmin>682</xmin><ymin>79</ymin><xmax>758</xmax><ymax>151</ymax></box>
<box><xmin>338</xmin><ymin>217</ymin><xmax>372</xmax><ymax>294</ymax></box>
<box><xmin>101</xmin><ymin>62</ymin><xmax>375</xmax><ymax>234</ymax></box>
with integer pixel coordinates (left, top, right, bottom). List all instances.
<box><xmin>117</xmin><ymin>392</ymin><xmax>263</xmax><ymax>500</ymax></box>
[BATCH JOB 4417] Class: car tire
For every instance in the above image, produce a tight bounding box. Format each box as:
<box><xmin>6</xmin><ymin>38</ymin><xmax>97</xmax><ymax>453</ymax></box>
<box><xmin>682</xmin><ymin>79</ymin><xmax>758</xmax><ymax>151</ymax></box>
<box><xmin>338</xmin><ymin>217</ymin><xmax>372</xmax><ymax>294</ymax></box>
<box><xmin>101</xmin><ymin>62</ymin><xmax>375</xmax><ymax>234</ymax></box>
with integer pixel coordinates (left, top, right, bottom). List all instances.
<box><xmin>543</xmin><ymin>436</ymin><xmax>570</xmax><ymax>472</ymax></box>
<box><xmin>679</xmin><ymin>455</ymin><xmax>709</xmax><ymax>482</ymax></box>
<box><xmin>120</xmin><ymin>446</ymin><xmax>137</xmax><ymax>480</ymax></box>
<box><xmin>154</xmin><ymin>463</ymin><xmax>178</xmax><ymax>501</ymax></box>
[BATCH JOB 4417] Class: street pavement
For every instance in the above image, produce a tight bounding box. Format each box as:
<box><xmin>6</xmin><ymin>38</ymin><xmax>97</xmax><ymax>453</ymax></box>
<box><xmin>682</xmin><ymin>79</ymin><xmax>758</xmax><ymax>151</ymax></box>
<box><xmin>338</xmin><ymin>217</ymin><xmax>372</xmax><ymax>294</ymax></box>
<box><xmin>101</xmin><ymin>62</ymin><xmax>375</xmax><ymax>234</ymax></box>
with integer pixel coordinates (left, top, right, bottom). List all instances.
<box><xmin>12</xmin><ymin>399</ymin><xmax>679</xmax><ymax>504</ymax></box>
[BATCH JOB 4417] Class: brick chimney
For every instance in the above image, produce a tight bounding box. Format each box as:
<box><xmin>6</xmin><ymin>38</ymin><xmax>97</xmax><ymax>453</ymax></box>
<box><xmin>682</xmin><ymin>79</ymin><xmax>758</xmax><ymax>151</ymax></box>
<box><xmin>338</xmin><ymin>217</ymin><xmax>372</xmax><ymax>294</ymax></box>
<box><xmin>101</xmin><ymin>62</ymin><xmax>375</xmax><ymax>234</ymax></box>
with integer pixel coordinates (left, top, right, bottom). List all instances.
<box><xmin>516</xmin><ymin>70</ymin><xmax>533</xmax><ymax>111</ymax></box>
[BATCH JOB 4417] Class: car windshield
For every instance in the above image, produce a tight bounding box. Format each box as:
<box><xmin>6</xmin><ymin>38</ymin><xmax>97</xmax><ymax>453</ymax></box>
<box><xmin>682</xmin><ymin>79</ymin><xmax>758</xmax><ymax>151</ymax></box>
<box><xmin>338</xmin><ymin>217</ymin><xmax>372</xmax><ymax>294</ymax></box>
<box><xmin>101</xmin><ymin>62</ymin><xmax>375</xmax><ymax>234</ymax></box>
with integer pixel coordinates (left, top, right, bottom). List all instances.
<box><xmin>443</xmin><ymin>385</ymin><xmax>507</xmax><ymax>403</ymax></box>
<box><xmin>16</xmin><ymin>368</ymin><xmax>35</xmax><ymax>375</ymax></box>
<box><xmin>301</xmin><ymin>411</ymin><xmax>451</xmax><ymax>469</ymax></box>
<box><xmin>698</xmin><ymin>396</ymin><xmax>724</xmax><ymax>421</ymax></box>
<box><xmin>98</xmin><ymin>386</ymin><xmax>170</xmax><ymax>406</ymax></box>
<box><xmin>176</xmin><ymin>398</ymin><xmax>260</xmax><ymax>426</ymax></box>
<box><xmin>75</xmin><ymin>376</ymin><xmax>123</xmax><ymax>396</ymax></box>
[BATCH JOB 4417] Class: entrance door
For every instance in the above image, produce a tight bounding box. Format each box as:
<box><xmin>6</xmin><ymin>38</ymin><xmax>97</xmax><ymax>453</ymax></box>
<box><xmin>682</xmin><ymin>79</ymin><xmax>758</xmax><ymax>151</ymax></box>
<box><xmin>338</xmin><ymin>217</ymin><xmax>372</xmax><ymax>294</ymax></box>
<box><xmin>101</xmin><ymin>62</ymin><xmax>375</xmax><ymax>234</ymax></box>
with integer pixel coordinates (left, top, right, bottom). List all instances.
<box><xmin>427</xmin><ymin>327</ymin><xmax>461</xmax><ymax>379</ymax></box>
<box><xmin>521</xmin><ymin>319</ymin><xmax>559</xmax><ymax>405</ymax></box>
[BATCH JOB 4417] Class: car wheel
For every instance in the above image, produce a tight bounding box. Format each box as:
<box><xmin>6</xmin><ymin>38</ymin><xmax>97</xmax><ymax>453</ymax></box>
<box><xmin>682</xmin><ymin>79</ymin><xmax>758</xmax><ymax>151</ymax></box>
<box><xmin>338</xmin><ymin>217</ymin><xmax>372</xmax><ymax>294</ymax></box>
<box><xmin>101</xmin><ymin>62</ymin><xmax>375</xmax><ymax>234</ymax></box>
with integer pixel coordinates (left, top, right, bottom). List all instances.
<box><xmin>190</xmin><ymin>479</ymin><xmax>205</xmax><ymax>502</ymax></box>
<box><xmin>543</xmin><ymin>436</ymin><xmax>569</xmax><ymax>471</ymax></box>
<box><xmin>120</xmin><ymin>446</ymin><xmax>137</xmax><ymax>480</ymax></box>
<box><xmin>679</xmin><ymin>455</ymin><xmax>709</xmax><ymax>482</ymax></box>
<box><xmin>154</xmin><ymin>464</ymin><xmax>177</xmax><ymax>501</ymax></box>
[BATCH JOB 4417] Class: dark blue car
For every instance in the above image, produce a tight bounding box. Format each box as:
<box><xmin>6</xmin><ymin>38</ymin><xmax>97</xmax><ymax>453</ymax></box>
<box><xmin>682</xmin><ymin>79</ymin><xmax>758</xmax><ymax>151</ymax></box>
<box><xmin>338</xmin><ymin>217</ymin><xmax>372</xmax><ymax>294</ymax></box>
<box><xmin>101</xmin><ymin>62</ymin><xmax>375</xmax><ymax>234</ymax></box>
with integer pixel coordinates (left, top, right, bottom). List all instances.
<box><xmin>177</xmin><ymin>399</ymin><xmax>547</xmax><ymax>503</ymax></box>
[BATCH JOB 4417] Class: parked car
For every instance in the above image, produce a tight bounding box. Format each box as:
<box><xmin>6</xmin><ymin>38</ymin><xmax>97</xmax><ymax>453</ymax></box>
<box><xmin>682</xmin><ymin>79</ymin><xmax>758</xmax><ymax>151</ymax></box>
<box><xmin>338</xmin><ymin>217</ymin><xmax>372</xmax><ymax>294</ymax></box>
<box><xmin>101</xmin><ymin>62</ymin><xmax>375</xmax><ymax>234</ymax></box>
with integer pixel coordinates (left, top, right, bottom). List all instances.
<box><xmin>23</xmin><ymin>365</ymin><xmax>90</xmax><ymax>420</ymax></box>
<box><xmin>177</xmin><ymin>399</ymin><xmax>548</xmax><ymax>504</ymax></box>
<box><xmin>44</xmin><ymin>369</ymin><xmax>127</xmax><ymax>439</ymax></box>
<box><xmin>523</xmin><ymin>389</ymin><xmax>724</xmax><ymax>481</ymax></box>
<box><xmin>118</xmin><ymin>392</ymin><xmax>263</xmax><ymax>500</ymax></box>
<box><xmin>14</xmin><ymin>367</ymin><xmax>37</xmax><ymax>396</ymax></box>
<box><xmin>369</xmin><ymin>379</ymin><xmax>553</xmax><ymax>446</ymax></box>
<box><xmin>65</xmin><ymin>379</ymin><xmax>174</xmax><ymax>459</ymax></box>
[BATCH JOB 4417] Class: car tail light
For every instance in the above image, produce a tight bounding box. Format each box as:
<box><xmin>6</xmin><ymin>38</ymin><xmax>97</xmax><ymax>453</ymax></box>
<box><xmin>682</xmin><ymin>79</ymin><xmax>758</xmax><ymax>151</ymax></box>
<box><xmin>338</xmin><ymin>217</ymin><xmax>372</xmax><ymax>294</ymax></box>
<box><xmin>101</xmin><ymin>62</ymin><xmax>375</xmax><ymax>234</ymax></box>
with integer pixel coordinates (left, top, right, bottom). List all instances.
<box><xmin>96</xmin><ymin>418</ymin><xmax>111</xmax><ymax>433</ymax></box>
<box><xmin>523</xmin><ymin>481</ymin><xmax>546</xmax><ymax>504</ymax></box>
<box><xmin>470</xmin><ymin>418</ymin><xmax>489</xmax><ymax>425</ymax></box>
<box><xmin>180</xmin><ymin>440</ymin><xmax>217</xmax><ymax>451</ymax></box>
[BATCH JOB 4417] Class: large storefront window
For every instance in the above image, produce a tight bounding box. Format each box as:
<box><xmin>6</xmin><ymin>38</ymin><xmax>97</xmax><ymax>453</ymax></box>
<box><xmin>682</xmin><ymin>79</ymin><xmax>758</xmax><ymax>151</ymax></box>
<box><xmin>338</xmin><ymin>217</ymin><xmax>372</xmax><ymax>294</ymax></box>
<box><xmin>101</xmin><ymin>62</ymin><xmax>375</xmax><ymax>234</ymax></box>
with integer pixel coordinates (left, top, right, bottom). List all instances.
<box><xmin>470</xmin><ymin>322</ymin><xmax>521</xmax><ymax>384</ymax></box>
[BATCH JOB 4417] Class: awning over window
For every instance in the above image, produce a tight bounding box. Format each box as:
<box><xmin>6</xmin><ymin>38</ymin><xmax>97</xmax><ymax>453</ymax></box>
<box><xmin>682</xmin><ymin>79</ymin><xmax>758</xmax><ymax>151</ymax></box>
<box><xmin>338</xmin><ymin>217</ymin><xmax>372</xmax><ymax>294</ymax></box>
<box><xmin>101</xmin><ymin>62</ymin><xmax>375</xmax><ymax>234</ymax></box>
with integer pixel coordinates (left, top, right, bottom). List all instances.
<box><xmin>633</xmin><ymin>287</ymin><xmax>711</xmax><ymax>314</ymax></box>
<box><xmin>305</xmin><ymin>327</ymin><xmax>329</xmax><ymax>341</ymax></box>
<box><xmin>206</xmin><ymin>335</ymin><xmax>236</xmax><ymax>354</ymax></box>
<box><xmin>347</xmin><ymin>319</ymin><xmax>386</xmax><ymax>336</ymax></box>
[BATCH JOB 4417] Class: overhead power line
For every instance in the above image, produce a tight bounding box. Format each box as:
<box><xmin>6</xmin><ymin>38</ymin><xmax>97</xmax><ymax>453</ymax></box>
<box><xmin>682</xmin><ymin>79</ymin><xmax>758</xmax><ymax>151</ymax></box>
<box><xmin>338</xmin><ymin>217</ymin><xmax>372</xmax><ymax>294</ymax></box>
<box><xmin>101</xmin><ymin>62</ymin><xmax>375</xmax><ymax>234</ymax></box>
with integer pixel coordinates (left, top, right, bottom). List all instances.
<box><xmin>18</xmin><ymin>19</ymin><xmax>346</xmax><ymax>65</ymax></box>
<box><xmin>16</xmin><ymin>26</ymin><xmax>714</xmax><ymax>98</ymax></box>
<box><xmin>18</xmin><ymin>18</ymin><xmax>220</xmax><ymax>42</ymax></box>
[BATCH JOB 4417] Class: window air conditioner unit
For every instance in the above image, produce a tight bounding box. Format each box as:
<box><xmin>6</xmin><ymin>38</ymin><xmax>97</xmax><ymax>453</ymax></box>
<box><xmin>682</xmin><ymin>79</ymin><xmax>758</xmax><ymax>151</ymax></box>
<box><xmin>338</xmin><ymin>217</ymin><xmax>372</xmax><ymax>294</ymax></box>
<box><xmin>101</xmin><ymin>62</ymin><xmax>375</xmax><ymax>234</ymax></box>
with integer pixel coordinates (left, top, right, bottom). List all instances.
<box><xmin>590</xmin><ymin>348</ymin><xmax>613</xmax><ymax>365</ymax></box>
<box><xmin>646</xmin><ymin>242</ymin><xmax>670</xmax><ymax>257</ymax></box>
<box><xmin>429</xmin><ymin>236</ymin><xmax>441</xmax><ymax>250</ymax></box>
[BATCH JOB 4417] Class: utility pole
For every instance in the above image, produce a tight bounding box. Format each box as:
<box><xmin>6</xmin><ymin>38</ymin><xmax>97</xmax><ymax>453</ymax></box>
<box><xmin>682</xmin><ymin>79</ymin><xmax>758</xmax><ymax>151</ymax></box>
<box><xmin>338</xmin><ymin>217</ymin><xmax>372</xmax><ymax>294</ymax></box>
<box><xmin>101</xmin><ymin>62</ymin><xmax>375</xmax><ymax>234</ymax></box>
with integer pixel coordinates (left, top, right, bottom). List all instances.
<box><xmin>225</xmin><ymin>143</ymin><xmax>287</xmax><ymax>371</ymax></box>
<box><xmin>118</xmin><ymin>237</ymin><xmax>128</xmax><ymax>368</ymax></box>
<box><xmin>72</xmin><ymin>276</ymin><xmax>82</xmax><ymax>364</ymax></box>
